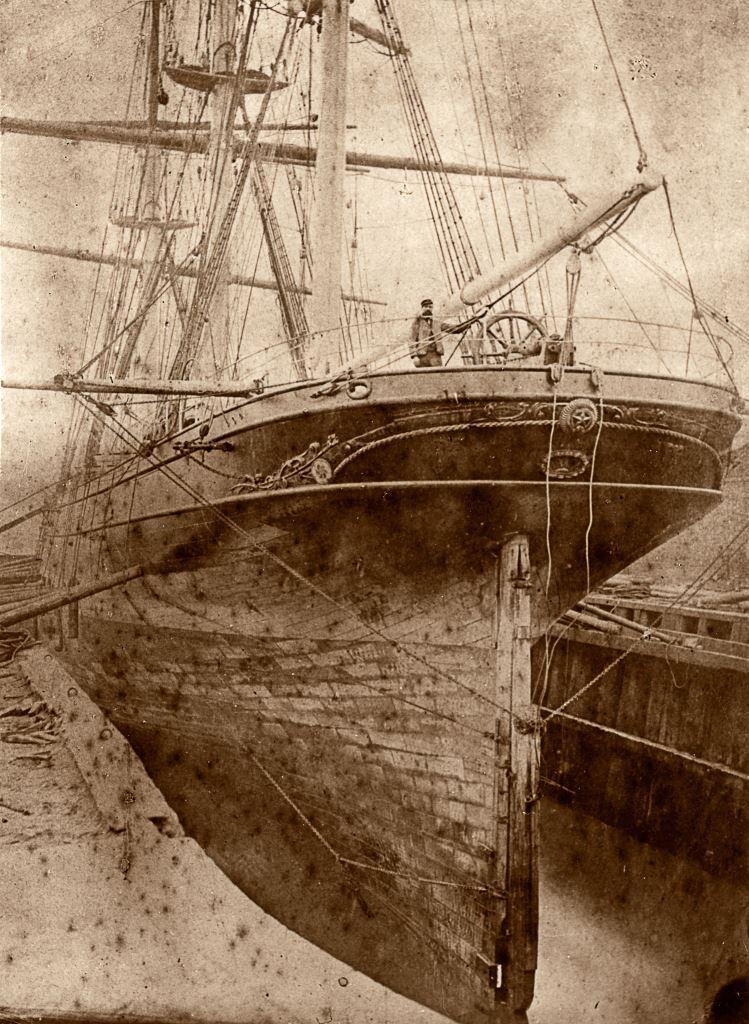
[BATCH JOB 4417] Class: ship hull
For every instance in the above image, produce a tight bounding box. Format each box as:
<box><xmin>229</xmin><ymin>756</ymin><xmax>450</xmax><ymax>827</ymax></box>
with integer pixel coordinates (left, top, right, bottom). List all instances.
<box><xmin>64</xmin><ymin>617</ymin><xmax>505</xmax><ymax>1022</ymax></box>
<box><xmin>44</xmin><ymin>366</ymin><xmax>741</xmax><ymax>1022</ymax></box>
<box><xmin>77</xmin><ymin>366</ymin><xmax>739</xmax><ymax>632</ymax></box>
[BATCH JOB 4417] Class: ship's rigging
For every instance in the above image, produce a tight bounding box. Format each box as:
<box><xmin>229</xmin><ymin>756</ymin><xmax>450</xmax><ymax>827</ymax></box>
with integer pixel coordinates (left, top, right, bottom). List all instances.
<box><xmin>0</xmin><ymin>3</ymin><xmax>746</xmax><ymax>1021</ymax></box>
<box><xmin>0</xmin><ymin>0</ymin><xmax>740</xmax><ymax>589</ymax></box>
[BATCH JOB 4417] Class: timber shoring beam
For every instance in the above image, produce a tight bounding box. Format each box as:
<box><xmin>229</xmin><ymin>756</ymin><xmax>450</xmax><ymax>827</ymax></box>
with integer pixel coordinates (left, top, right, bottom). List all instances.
<box><xmin>0</xmin><ymin>566</ymin><xmax>144</xmax><ymax>628</ymax></box>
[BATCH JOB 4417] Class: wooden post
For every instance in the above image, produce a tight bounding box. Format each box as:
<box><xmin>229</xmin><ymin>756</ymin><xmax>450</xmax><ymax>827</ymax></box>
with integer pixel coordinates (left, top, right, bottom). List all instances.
<box><xmin>493</xmin><ymin>534</ymin><xmax>539</xmax><ymax>1016</ymax></box>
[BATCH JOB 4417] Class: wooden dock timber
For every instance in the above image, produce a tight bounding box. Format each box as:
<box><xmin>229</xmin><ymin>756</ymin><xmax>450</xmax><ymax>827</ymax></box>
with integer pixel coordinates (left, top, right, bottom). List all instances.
<box><xmin>541</xmin><ymin>594</ymin><xmax>749</xmax><ymax>879</ymax></box>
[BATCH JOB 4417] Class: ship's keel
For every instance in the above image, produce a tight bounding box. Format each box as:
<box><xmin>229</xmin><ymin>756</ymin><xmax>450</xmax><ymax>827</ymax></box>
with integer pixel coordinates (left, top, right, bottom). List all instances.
<box><xmin>492</xmin><ymin>535</ymin><xmax>539</xmax><ymax>1015</ymax></box>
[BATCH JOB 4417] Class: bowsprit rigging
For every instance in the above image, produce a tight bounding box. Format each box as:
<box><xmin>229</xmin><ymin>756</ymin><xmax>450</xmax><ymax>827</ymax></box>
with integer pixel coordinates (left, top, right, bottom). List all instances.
<box><xmin>374</xmin><ymin>0</ymin><xmax>481</xmax><ymax>293</ymax></box>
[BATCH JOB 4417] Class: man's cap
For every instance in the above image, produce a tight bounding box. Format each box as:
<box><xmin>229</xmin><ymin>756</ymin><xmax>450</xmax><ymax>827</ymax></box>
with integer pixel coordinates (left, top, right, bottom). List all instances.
<box><xmin>420</xmin><ymin>298</ymin><xmax>433</xmax><ymax>307</ymax></box>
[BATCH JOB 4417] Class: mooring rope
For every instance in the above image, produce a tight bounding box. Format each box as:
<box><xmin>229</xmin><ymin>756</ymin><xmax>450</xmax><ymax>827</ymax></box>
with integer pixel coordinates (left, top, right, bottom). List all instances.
<box><xmin>584</xmin><ymin>391</ymin><xmax>606</xmax><ymax>595</ymax></box>
<box><xmin>542</xmin><ymin>707</ymin><xmax>749</xmax><ymax>782</ymax></box>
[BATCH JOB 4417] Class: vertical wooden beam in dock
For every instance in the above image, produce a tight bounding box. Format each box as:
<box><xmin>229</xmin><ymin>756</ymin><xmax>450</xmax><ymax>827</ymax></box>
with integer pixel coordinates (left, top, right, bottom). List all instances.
<box><xmin>494</xmin><ymin>534</ymin><xmax>539</xmax><ymax>1017</ymax></box>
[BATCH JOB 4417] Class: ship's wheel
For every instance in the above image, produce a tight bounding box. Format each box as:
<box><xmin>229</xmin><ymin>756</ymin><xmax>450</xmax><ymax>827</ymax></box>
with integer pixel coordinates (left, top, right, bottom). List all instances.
<box><xmin>479</xmin><ymin>310</ymin><xmax>549</xmax><ymax>365</ymax></box>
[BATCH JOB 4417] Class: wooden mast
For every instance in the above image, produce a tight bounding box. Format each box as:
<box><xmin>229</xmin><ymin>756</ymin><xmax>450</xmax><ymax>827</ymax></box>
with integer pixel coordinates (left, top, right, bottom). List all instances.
<box><xmin>144</xmin><ymin>0</ymin><xmax>162</xmax><ymax>218</ymax></box>
<box><xmin>308</xmin><ymin>0</ymin><xmax>350</xmax><ymax>377</ymax></box>
<box><xmin>204</xmin><ymin>0</ymin><xmax>238</xmax><ymax>365</ymax></box>
<box><xmin>113</xmin><ymin>0</ymin><xmax>170</xmax><ymax>378</ymax></box>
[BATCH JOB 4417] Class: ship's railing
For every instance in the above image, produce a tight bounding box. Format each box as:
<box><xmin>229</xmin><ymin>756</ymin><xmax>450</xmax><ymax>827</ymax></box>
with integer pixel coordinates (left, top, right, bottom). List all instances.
<box><xmin>188</xmin><ymin>310</ymin><xmax>737</xmax><ymax>398</ymax></box>
<box><xmin>558</xmin><ymin>315</ymin><xmax>736</xmax><ymax>385</ymax></box>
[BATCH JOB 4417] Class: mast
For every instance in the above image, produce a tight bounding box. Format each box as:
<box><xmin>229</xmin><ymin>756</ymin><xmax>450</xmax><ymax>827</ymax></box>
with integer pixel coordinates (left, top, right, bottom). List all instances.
<box><xmin>113</xmin><ymin>0</ymin><xmax>170</xmax><ymax>379</ymax></box>
<box><xmin>204</xmin><ymin>0</ymin><xmax>238</xmax><ymax>369</ymax></box>
<box><xmin>308</xmin><ymin>0</ymin><xmax>350</xmax><ymax>377</ymax></box>
<box><xmin>144</xmin><ymin>0</ymin><xmax>161</xmax><ymax>218</ymax></box>
<box><xmin>166</xmin><ymin>0</ymin><xmax>249</xmax><ymax>382</ymax></box>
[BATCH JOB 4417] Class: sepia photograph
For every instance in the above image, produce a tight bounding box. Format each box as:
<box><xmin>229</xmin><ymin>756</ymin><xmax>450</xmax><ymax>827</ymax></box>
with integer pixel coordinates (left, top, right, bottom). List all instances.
<box><xmin>1</xmin><ymin>1</ymin><xmax>747</xmax><ymax>1022</ymax></box>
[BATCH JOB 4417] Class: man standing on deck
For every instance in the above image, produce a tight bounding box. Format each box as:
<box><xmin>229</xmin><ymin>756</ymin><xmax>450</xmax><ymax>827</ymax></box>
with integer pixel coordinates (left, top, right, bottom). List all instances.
<box><xmin>409</xmin><ymin>298</ymin><xmax>444</xmax><ymax>367</ymax></box>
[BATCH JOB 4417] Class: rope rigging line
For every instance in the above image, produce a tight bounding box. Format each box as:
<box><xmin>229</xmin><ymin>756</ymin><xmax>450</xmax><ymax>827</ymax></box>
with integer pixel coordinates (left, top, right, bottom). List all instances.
<box><xmin>492</xmin><ymin>0</ymin><xmax>553</xmax><ymax>319</ymax></box>
<box><xmin>452</xmin><ymin>0</ymin><xmax>508</xmax><ymax>264</ymax></box>
<box><xmin>139</xmin><ymin>572</ymin><xmax>494</xmax><ymax>746</ymax></box>
<box><xmin>556</xmin><ymin>185</ymin><xmax>749</xmax><ymax>360</ymax></box>
<box><xmin>241</xmin><ymin>33</ymin><xmax>309</xmax><ymax>378</ymax></box>
<box><xmin>221</xmin><ymin>17</ymin><xmax>307</xmax><ymax>382</ymax></box>
<box><xmin>533</xmin><ymin>440</ymin><xmax>749</xmax><ymax>705</ymax></box>
<box><xmin>589</xmin><ymin>0</ymin><xmax>648</xmax><ymax>172</ymax></box>
<box><xmin>283</xmin><ymin>791</ymin><xmax>496</xmax><ymax>906</ymax></box>
<box><xmin>613</xmin><ymin>232</ymin><xmax>749</xmax><ymax>349</ymax></box>
<box><xmin>374</xmin><ymin>0</ymin><xmax>480</xmax><ymax>291</ymax></box>
<box><xmin>169</xmin><ymin>17</ymin><xmax>294</xmax><ymax>382</ymax></box>
<box><xmin>73</xmin><ymin>81</ymin><xmax>213</xmax><ymax>381</ymax></box>
<box><xmin>540</xmin><ymin>708</ymin><xmax>749</xmax><ymax>782</ymax></box>
<box><xmin>593</xmin><ymin>249</ymin><xmax>676</xmax><ymax>377</ymax></box>
<box><xmin>537</xmin><ymin>385</ymin><xmax>560</xmax><ymax>718</ymax></box>
<box><xmin>584</xmin><ymin>392</ymin><xmax>605</xmax><ymax>595</ymax></box>
<box><xmin>245</xmin><ymin>747</ymin><xmax>505</xmax><ymax>898</ymax></box>
<box><xmin>236</xmin><ymin>54</ymin><xmax>304</xmax><ymax>371</ymax></box>
<box><xmin>578</xmin><ymin>199</ymin><xmax>642</xmax><ymax>254</ymax></box>
<box><xmin>417</xmin><ymin>2</ymin><xmax>498</xmax><ymax>280</ymax></box>
<box><xmin>40</xmin><ymin>0</ymin><xmax>249</xmax><ymax>584</ymax></box>
<box><xmin>518</xmin><ymin>406</ymin><xmax>720</xmax><ymax>723</ymax></box>
<box><xmin>662</xmin><ymin>178</ymin><xmax>739</xmax><ymax>393</ymax></box>
<box><xmin>38</xmin><ymin>13</ymin><xmax>160</xmax><ymax>585</ymax></box>
<box><xmin>75</xmin><ymin>246</ymin><xmax>203</xmax><ymax>377</ymax></box>
<box><xmin>544</xmin><ymin>388</ymin><xmax>559</xmax><ymax>598</ymax></box>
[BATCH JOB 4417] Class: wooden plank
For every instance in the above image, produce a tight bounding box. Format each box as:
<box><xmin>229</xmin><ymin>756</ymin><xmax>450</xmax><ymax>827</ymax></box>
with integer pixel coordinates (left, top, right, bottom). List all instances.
<box><xmin>493</xmin><ymin>535</ymin><xmax>538</xmax><ymax>1014</ymax></box>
